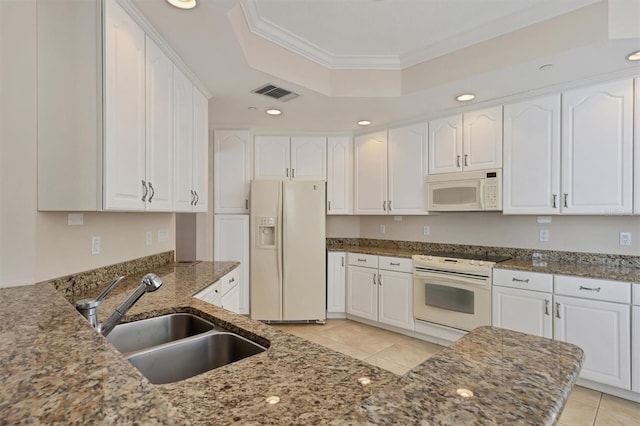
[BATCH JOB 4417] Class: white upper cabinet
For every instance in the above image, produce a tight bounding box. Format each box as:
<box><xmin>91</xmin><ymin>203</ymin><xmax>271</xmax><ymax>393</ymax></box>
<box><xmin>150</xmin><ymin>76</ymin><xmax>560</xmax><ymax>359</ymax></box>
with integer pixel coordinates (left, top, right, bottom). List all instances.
<box><xmin>561</xmin><ymin>79</ymin><xmax>633</xmax><ymax>215</ymax></box>
<box><xmin>326</xmin><ymin>136</ymin><xmax>353</xmax><ymax>214</ymax></box>
<box><xmin>388</xmin><ymin>123</ymin><xmax>428</xmax><ymax>214</ymax></box>
<box><xmin>354</xmin><ymin>131</ymin><xmax>388</xmax><ymax>214</ymax></box>
<box><xmin>428</xmin><ymin>114</ymin><xmax>462</xmax><ymax>174</ymax></box>
<box><xmin>503</xmin><ymin>95</ymin><xmax>561</xmax><ymax>214</ymax></box>
<box><xmin>103</xmin><ymin>0</ymin><xmax>146</xmax><ymax>211</ymax></box>
<box><xmin>635</xmin><ymin>77</ymin><xmax>640</xmax><ymax>215</ymax></box>
<box><xmin>191</xmin><ymin>88</ymin><xmax>209</xmax><ymax>212</ymax></box>
<box><xmin>214</xmin><ymin>130</ymin><xmax>251</xmax><ymax>214</ymax></box>
<box><xmin>145</xmin><ymin>36</ymin><xmax>174</xmax><ymax>212</ymax></box>
<box><xmin>462</xmin><ymin>106</ymin><xmax>503</xmax><ymax>171</ymax></box>
<box><xmin>254</xmin><ymin>136</ymin><xmax>326</xmax><ymax>180</ymax></box>
<box><xmin>428</xmin><ymin>106</ymin><xmax>502</xmax><ymax>175</ymax></box>
<box><xmin>290</xmin><ymin>136</ymin><xmax>327</xmax><ymax>180</ymax></box>
<box><xmin>173</xmin><ymin>67</ymin><xmax>195</xmax><ymax>212</ymax></box>
<box><xmin>355</xmin><ymin>126</ymin><xmax>428</xmax><ymax>215</ymax></box>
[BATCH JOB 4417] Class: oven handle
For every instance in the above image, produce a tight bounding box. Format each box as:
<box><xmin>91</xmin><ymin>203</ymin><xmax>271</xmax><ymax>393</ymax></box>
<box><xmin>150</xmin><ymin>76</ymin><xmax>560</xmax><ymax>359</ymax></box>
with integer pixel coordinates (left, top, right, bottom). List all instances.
<box><xmin>413</xmin><ymin>273</ymin><xmax>490</xmax><ymax>289</ymax></box>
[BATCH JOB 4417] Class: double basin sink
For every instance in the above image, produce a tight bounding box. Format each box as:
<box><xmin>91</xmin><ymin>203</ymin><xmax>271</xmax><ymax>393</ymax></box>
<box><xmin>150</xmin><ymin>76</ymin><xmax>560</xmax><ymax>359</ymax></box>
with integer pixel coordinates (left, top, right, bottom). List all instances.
<box><xmin>106</xmin><ymin>313</ymin><xmax>266</xmax><ymax>384</ymax></box>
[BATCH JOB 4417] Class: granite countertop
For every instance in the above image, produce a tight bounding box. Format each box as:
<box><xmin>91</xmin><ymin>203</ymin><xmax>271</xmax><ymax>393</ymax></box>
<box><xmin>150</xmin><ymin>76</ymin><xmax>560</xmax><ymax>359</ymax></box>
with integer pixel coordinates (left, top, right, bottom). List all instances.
<box><xmin>0</xmin><ymin>261</ymin><xmax>584</xmax><ymax>425</ymax></box>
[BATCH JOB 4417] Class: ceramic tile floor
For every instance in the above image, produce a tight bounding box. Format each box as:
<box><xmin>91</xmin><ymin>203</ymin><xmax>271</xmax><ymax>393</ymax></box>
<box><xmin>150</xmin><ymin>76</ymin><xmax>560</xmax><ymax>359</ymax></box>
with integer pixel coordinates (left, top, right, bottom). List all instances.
<box><xmin>271</xmin><ymin>319</ymin><xmax>640</xmax><ymax>425</ymax></box>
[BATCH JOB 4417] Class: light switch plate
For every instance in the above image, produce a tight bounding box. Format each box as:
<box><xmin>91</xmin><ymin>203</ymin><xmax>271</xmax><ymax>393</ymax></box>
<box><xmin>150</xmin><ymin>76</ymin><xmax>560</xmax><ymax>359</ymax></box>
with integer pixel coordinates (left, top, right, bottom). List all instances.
<box><xmin>158</xmin><ymin>229</ymin><xmax>169</xmax><ymax>242</ymax></box>
<box><xmin>537</xmin><ymin>216</ymin><xmax>552</xmax><ymax>224</ymax></box>
<box><xmin>91</xmin><ymin>235</ymin><xmax>100</xmax><ymax>255</ymax></box>
<box><xmin>146</xmin><ymin>231</ymin><xmax>153</xmax><ymax>246</ymax></box>
<box><xmin>379</xmin><ymin>225</ymin><xmax>386</xmax><ymax>234</ymax></box>
<box><xmin>68</xmin><ymin>213</ymin><xmax>84</xmax><ymax>226</ymax></box>
<box><xmin>539</xmin><ymin>229</ymin><xmax>549</xmax><ymax>242</ymax></box>
<box><xmin>423</xmin><ymin>226</ymin><xmax>430</xmax><ymax>236</ymax></box>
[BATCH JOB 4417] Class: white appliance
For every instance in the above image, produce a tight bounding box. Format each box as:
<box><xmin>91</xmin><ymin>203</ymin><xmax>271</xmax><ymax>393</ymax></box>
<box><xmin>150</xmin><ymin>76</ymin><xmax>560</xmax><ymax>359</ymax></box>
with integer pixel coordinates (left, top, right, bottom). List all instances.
<box><xmin>250</xmin><ymin>180</ymin><xmax>326</xmax><ymax>322</ymax></box>
<box><xmin>413</xmin><ymin>254</ymin><xmax>507</xmax><ymax>331</ymax></box>
<box><xmin>427</xmin><ymin>169</ymin><xmax>502</xmax><ymax>211</ymax></box>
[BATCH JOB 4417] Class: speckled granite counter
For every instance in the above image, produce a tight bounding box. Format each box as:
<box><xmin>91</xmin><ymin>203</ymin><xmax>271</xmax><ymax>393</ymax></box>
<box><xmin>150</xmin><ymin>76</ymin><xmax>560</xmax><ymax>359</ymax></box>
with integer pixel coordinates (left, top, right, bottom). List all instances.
<box><xmin>496</xmin><ymin>258</ymin><xmax>640</xmax><ymax>282</ymax></box>
<box><xmin>0</xmin><ymin>260</ymin><xmax>584</xmax><ymax>425</ymax></box>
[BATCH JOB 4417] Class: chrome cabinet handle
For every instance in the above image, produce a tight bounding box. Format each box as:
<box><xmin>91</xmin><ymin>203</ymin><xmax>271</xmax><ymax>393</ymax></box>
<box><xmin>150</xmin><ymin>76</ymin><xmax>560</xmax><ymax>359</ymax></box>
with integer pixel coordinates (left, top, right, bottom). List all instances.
<box><xmin>390</xmin><ymin>262</ymin><xmax>400</xmax><ymax>266</ymax></box>
<box><xmin>377</xmin><ymin>274</ymin><xmax>382</xmax><ymax>286</ymax></box>
<box><xmin>372</xmin><ymin>274</ymin><xmax>376</xmax><ymax>285</ymax></box>
<box><xmin>341</xmin><ymin>257</ymin><xmax>344</xmax><ymax>267</ymax></box>
<box><xmin>552</xmin><ymin>194</ymin><xmax>557</xmax><ymax>208</ymax></box>
<box><xmin>141</xmin><ymin>180</ymin><xmax>148</xmax><ymax>202</ymax></box>
<box><xmin>383</xmin><ymin>200</ymin><xmax>387</xmax><ymax>211</ymax></box>
<box><xmin>328</xmin><ymin>201</ymin><xmax>332</xmax><ymax>211</ymax></box>
<box><xmin>464</xmin><ymin>154</ymin><xmax>468</xmax><ymax>167</ymax></box>
<box><xmin>563</xmin><ymin>193</ymin><xmax>568</xmax><ymax>208</ymax></box>
<box><xmin>148</xmin><ymin>182</ymin><xmax>155</xmax><ymax>202</ymax></box>
<box><xmin>555</xmin><ymin>302</ymin><xmax>561</xmax><ymax>319</ymax></box>
<box><xmin>245</xmin><ymin>199</ymin><xmax>249</xmax><ymax>210</ymax></box>
<box><xmin>357</xmin><ymin>258</ymin><xmax>367</xmax><ymax>262</ymax></box>
<box><xmin>286</xmin><ymin>168</ymin><xmax>289</xmax><ymax>177</ymax></box>
<box><xmin>292</xmin><ymin>168</ymin><xmax>295</xmax><ymax>178</ymax></box>
<box><xmin>194</xmin><ymin>191</ymin><xmax>199</xmax><ymax>206</ymax></box>
<box><xmin>544</xmin><ymin>299</ymin><xmax>550</xmax><ymax>316</ymax></box>
<box><xmin>579</xmin><ymin>285</ymin><xmax>601</xmax><ymax>292</ymax></box>
<box><xmin>456</xmin><ymin>155</ymin><xmax>461</xmax><ymax>168</ymax></box>
<box><xmin>229</xmin><ymin>277</ymin><xmax>235</xmax><ymax>283</ymax></box>
<box><xmin>512</xmin><ymin>277</ymin><xmax>530</xmax><ymax>283</ymax></box>
<box><xmin>190</xmin><ymin>190</ymin><xmax>195</xmax><ymax>206</ymax></box>
<box><xmin>388</xmin><ymin>200</ymin><xmax>392</xmax><ymax>211</ymax></box>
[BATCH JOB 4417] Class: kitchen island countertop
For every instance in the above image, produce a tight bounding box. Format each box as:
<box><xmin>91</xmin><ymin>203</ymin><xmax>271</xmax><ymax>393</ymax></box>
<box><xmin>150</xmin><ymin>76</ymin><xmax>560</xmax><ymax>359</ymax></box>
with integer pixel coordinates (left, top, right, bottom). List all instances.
<box><xmin>0</xmin><ymin>261</ymin><xmax>583</xmax><ymax>425</ymax></box>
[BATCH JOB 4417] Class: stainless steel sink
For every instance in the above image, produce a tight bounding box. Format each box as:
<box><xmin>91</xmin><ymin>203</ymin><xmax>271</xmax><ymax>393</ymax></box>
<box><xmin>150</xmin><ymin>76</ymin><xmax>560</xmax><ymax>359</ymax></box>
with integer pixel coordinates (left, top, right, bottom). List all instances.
<box><xmin>106</xmin><ymin>313</ymin><xmax>217</xmax><ymax>354</ymax></box>
<box><xmin>126</xmin><ymin>332</ymin><xmax>266</xmax><ymax>384</ymax></box>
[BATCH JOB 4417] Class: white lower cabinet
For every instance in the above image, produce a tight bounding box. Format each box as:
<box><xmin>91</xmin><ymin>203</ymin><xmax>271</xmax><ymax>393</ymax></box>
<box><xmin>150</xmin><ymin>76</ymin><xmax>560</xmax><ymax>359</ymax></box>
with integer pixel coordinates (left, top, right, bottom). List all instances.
<box><xmin>327</xmin><ymin>252</ymin><xmax>346</xmax><ymax>316</ymax></box>
<box><xmin>214</xmin><ymin>215</ymin><xmax>249</xmax><ymax>314</ymax></box>
<box><xmin>194</xmin><ymin>268</ymin><xmax>240</xmax><ymax>312</ymax></box>
<box><xmin>633</xmin><ymin>304</ymin><xmax>639</xmax><ymax>393</ymax></box>
<box><xmin>346</xmin><ymin>253</ymin><xmax>413</xmax><ymax>331</ymax></box>
<box><xmin>492</xmin><ymin>286</ymin><xmax>553</xmax><ymax>338</ymax></box>
<box><xmin>194</xmin><ymin>280</ymin><xmax>222</xmax><ymax>307</ymax></box>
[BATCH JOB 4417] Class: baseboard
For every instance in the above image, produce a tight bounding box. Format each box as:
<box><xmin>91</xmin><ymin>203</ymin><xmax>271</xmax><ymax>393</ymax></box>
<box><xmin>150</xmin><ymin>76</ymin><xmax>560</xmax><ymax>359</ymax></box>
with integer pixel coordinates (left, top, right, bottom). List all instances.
<box><xmin>576</xmin><ymin>378</ymin><xmax>640</xmax><ymax>402</ymax></box>
<box><xmin>327</xmin><ymin>312</ymin><xmax>347</xmax><ymax>319</ymax></box>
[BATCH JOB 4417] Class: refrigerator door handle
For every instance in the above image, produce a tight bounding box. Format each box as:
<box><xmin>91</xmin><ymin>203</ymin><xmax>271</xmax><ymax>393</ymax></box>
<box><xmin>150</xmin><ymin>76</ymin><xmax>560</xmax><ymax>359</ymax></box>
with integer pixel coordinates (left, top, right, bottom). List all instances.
<box><xmin>277</xmin><ymin>182</ymin><xmax>283</xmax><ymax>319</ymax></box>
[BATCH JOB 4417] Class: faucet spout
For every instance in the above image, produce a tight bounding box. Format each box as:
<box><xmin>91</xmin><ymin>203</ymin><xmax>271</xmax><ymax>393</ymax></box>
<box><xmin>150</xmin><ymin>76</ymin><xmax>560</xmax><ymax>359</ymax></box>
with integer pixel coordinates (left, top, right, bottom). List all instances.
<box><xmin>75</xmin><ymin>273</ymin><xmax>163</xmax><ymax>337</ymax></box>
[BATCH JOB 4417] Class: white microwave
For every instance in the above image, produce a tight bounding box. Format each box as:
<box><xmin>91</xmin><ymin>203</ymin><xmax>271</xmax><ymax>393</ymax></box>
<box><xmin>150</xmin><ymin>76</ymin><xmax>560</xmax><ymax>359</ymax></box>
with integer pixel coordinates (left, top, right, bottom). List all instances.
<box><xmin>427</xmin><ymin>169</ymin><xmax>502</xmax><ymax>211</ymax></box>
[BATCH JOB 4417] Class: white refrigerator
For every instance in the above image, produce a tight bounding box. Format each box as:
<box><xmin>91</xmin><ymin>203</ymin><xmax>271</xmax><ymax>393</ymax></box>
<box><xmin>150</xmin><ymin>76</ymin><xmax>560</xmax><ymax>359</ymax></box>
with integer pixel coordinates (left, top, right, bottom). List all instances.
<box><xmin>250</xmin><ymin>180</ymin><xmax>326</xmax><ymax>322</ymax></box>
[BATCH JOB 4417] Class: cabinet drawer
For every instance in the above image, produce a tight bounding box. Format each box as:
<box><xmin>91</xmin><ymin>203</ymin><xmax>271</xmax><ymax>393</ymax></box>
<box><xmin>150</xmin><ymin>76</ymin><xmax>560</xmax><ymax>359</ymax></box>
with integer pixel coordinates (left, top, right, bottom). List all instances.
<box><xmin>555</xmin><ymin>275</ymin><xmax>630</xmax><ymax>304</ymax></box>
<box><xmin>194</xmin><ymin>280</ymin><xmax>222</xmax><ymax>305</ymax></box>
<box><xmin>378</xmin><ymin>256</ymin><xmax>412</xmax><ymax>273</ymax></box>
<box><xmin>348</xmin><ymin>253</ymin><xmax>378</xmax><ymax>268</ymax></box>
<box><xmin>632</xmin><ymin>283</ymin><xmax>640</xmax><ymax>306</ymax></box>
<box><xmin>493</xmin><ymin>269</ymin><xmax>553</xmax><ymax>293</ymax></box>
<box><xmin>221</xmin><ymin>268</ymin><xmax>240</xmax><ymax>295</ymax></box>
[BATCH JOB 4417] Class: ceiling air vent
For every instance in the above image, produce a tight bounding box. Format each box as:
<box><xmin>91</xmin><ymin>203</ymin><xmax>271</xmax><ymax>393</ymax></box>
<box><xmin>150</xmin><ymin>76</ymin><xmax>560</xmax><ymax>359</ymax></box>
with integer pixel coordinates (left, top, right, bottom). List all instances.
<box><xmin>252</xmin><ymin>84</ymin><xmax>299</xmax><ymax>102</ymax></box>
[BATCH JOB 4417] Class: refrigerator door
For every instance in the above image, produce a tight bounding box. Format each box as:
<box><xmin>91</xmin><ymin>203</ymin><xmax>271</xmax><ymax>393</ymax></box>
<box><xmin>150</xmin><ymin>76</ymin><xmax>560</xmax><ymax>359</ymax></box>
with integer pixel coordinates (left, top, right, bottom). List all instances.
<box><xmin>282</xmin><ymin>181</ymin><xmax>326</xmax><ymax>321</ymax></box>
<box><xmin>250</xmin><ymin>180</ymin><xmax>283</xmax><ymax>321</ymax></box>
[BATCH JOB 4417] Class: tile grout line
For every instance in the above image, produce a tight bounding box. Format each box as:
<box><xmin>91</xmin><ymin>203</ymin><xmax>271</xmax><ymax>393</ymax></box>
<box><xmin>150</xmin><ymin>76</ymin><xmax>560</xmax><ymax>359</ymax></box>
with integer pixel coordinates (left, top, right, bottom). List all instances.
<box><xmin>592</xmin><ymin>392</ymin><xmax>604</xmax><ymax>426</ymax></box>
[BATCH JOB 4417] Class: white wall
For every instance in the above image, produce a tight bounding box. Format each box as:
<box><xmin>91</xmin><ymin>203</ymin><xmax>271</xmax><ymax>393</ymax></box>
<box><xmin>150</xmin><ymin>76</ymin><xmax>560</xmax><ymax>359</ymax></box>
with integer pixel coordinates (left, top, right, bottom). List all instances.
<box><xmin>0</xmin><ymin>1</ymin><xmax>175</xmax><ymax>288</ymax></box>
<box><xmin>328</xmin><ymin>214</ymin><xmax>640</xmax><ymax>256</ymax></box>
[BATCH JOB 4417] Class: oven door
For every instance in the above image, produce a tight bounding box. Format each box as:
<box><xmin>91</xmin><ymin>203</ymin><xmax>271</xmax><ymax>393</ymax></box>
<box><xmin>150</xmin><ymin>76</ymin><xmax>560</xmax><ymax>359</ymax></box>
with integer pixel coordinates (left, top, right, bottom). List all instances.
<box><xmin>413</xmin><ymin>271</ymin><xmax>491</xmax><ymax>331</ymax></box>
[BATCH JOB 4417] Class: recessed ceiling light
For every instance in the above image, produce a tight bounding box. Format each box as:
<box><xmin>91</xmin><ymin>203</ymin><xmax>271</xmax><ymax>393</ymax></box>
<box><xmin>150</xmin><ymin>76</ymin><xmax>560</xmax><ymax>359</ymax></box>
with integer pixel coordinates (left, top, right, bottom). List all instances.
<box><xmin>626</xmin><ymin>50</ymin><xmax>640</xmax><ymax>61</ymax></box>
<box><xmin>539</xmin><ymin>63</ymin><xmax>554</xmax><ymax>71</ymax></box>
<box><xmin>357</xmin><ymin>120</ymin><xmax>372</xmax><ymax>126</ymax></box>
<box><xmin>455</xmin><ymin>93</ymin><xmax>475</xmax><ymax>102</ymax></box>
<box><xmin>266</xmin><ymin>109</ymin><xmax>282</xmax><ymax>116</ymax></box>
<box><xmin>167</xmin><ymin>0</ymin><xmax>196</xmax><ymax>9</ymax></box>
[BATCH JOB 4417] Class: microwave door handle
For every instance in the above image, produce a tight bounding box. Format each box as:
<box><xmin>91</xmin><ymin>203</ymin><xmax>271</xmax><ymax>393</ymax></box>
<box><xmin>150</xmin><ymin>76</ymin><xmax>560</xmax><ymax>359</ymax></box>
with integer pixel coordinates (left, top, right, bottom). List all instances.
<box><xmin>479</xmin><ymin>180</ymin><xmax>485</xmax><ymax>210</ymax></box>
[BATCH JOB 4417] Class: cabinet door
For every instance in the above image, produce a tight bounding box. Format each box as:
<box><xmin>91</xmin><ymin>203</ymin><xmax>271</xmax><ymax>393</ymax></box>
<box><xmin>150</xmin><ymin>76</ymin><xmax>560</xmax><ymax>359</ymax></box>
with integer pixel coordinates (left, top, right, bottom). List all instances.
<box><xmin>462</xmin><ymin>106</ymin><xmax>503</xmax><ymax>171</ymax></box>
<box><xmin>290</xmin><ymin>136</ymin><xmax>326</xmax><ymax>181</ymax></box>
<box><xmin>191</xmin><ymin>88</ymin><xmax>209</xmax><ymax>212</ymax></box>
<box><xmin>503</xmin><ymin>95</ymin><xmax>560</xmax><ymax>214</ymax></box>
<box><xmin>492</xmin><ymin>286</ymin><xmax>552</xmax><ymax>338</ymax></box>
<box><xmin>388</xmin><ymin>123</ymin><xmax>428</xmax><ymax>214</ymax></box>
<box><xmin>554</xmin><ymin>295</ymin><xmax>631</xmax><ymax>389</ymax></box>
<box><xmin>254</xmin><ymin>136</ymin><xmax>290</xmax><ymax>180</ymax></box>
<box><xmin>378</xmin><ymin>270</ymin><xmax>414</xmax><ymax>331</ymax></box>
<box><xmin>327</xmin><ymin>136</ymin><xmax>352</xmax><ymax>214</ymax></box>
<box><xmin>103</xmin><ymin>0</ymin><xmax>146</xmax><ymax>211</ymax></box>
<box><xmin>214</xmin><ymin>215</ymin><xmax>250</xmax><ymax>314</ymax></box>
<box><xmin>173</xmin><ymin>66</ymin><xmax>194</xmax><ymax>212</ymax></box>
<box><xmin>634</xmin><ymin>77</ymin><xmax>640</xmax><ymax>215</ymax></box>
<box><xmin>145</xmin><ymin>36</ymin><xmax>174</xmax><ymax>212</ymax></box>
<box><xmin>347</xmin><ymin>266</ymin><xmax>378</xmax><ymax>321</ymax></box>
<box><xmin>354</xmin><ymin>131</ymin><xmax>388</xmax><ymax>214</ymax></box>
<box><xmin>327</xmin><ymin>252</ymin><xmax>346</xmax><ymax>314</ymax></box>
<box><xmin>428</xmin><ymin>114</ymin><xmax>462</xmax><ymax>174</ymax></box>
<box><xmin>632</xmin><ymin>306</ymin><xmax>640</xmax><ymax>392</ymax></box>
<box><xmin>221</xmin><ymin>284</ymin><xmax>240</xmax><ymax>314</ymax></box>
<box><xmin>214</xmin><ymin>130</ymin><xmax>251</xmax><ymax>213</ymax></box>
<box><xmin>561</xmin><ymin>79</ymin><xmax>633</xmax><ymax>214</ymax></box>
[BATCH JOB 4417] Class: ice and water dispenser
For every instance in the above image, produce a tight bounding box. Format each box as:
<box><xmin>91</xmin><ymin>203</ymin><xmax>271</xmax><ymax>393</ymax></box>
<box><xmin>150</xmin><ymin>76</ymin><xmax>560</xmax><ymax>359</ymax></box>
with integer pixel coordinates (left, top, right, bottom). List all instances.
<box><xmin>256</xmin><ymin>217</ymin><xmax>276</xmax><ymax>248</ymax></box>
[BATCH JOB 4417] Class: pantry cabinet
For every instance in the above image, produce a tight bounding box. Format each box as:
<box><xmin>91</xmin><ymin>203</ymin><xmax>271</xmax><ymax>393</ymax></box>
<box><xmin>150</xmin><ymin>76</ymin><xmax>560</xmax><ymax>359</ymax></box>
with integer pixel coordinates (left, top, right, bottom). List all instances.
<box><xmin>214</xmin><ymin>130</ymin><xmax>251</xmax><ymax>213</ymax></box>
<box><xmin>503</xmin><ymin>95</ymin><xmax>561</xmax><ymax>214</ymax></box>
<box><xmin>327</xmin><ymin>252</ymin><xmax>347</xmax><ymax>316</ymax></box>
<box><xmin>354</xmin><ymin>124</ymin><xmax>428</xmax><ymax>215</ymax></box>
<box><xmin>254</xmin><ymin>136</ymin><xmax>326</xmax><ymax>180</ymax></box>
<box><xmin>561</xmin><ymin>79</ymin><xmax>633</xmax><ymax>215</ymax></box>
<box><xmin>326</xmin><ymin>137</ymin><xmax>353</xmax><ymax>214</ymax></box>
<box><xmin>346</xmin><ymin>253</ymin><xmax>414</xmax><ymax>331</ymax></box>
<box><xmin>428</xmin><ymin>106</ymin><xmax>502</xmax><ymax>175</ymax></box>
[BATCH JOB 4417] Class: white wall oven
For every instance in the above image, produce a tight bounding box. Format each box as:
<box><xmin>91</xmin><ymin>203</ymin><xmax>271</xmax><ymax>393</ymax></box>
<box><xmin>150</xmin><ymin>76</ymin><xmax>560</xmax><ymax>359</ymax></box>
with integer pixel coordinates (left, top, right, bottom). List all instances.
<box><xmin>413</xmin><ymin>254</ymin><xmax>508</xmax><ymax>332</ymax></box>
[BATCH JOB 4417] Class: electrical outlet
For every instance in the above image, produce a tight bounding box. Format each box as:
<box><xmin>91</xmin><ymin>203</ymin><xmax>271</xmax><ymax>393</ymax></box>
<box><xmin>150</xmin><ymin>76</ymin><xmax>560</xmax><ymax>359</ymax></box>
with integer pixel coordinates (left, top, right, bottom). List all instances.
<box><xmin>146</xmin><ymin>231</ymin><xmax>153</xmax><ymax>246</ymax></box>
<box><xmin>539</xmin><ymin>229</ymin><xmax>549</xmax><ymax>242</ymax></box>
<box><xmin>619</xmin><ymin>232</ymin><xmax>632</xmax><ymax>246</ymax></box>
<box><xmin>423</xmin><ymin>226</ymin><xmax>430</xmax><ymax>236</ymax></box>
<box><xmin>379</xmin><ymin>225</ymin><xmax>386</xmax><ymax>234</ymax></box>
<box><xmin>91</xmin><ymin>235</ymin><xmax>100</xmax><ymax>255</ymax></box>
<box><xmin>158</xmin><ymin>229</ymin><xmax>169</xmax><ymax>242</ymax></box>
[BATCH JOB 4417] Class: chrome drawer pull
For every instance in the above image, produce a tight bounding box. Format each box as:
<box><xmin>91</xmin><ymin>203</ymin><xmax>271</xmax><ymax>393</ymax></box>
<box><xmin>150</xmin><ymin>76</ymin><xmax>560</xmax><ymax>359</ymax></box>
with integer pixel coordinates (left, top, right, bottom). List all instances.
<box><xmin>544</xmin><ymin>299</ymin><xmax>550</xmax><ymax>316</ymax></box>
<box><xmin>377</xmin><ymin>274</ymin><xmax>382</xmax><ymax>286</ymax></box>
<box><xmin>357</xmin><ymin>258</ymin><xmax>367</xmax><ymax>262</ymax></box>
<box><xmin>555</xmin><ymin>302</ymin><xmax>561</xmax><ymax>319</ymax></box>
<box><xmin>390</xmin><ymin>262</ymin><xmax>400</xmax><ymax>266</ymax></box>
<box><xmin>512</xmin><ymin>278</ymin><xmax>530</xmax><ymax>283</ymax></box>
<box><xmin>579</xmin><ymin>285</ymin><xmax>601</xmax><ymax>292</ymax></box>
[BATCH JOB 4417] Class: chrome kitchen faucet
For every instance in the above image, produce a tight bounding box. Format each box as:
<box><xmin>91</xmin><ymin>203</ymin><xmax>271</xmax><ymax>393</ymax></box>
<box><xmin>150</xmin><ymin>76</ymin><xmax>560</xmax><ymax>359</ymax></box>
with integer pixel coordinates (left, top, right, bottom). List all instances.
<box><xmin>75</xmin><ymin>274</ymin><xmax>163</xmax><ymax>337</ymax></box>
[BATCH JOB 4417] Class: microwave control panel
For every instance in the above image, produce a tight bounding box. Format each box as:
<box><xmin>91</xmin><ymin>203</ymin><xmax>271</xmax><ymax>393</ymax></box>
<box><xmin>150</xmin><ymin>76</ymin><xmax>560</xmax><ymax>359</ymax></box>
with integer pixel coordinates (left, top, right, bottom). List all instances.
<box><xmin>484</xmin><ymin>171</ymin><xmax>501</xmax><ymax>210</ymax></box>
